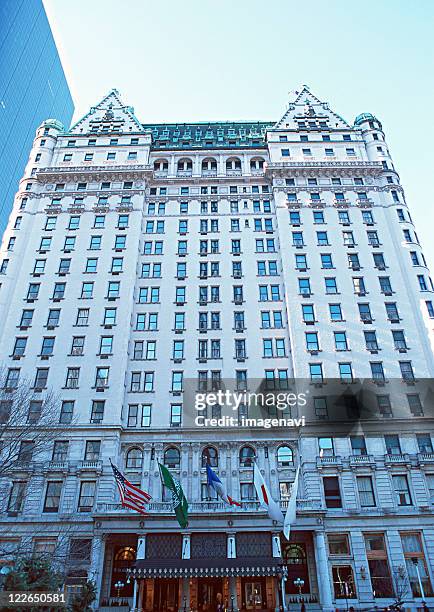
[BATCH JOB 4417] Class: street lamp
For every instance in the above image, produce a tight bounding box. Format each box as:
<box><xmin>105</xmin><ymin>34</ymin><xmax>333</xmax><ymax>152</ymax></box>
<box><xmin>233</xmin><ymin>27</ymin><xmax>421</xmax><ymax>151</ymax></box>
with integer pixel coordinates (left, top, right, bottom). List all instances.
<box><xmin>294</xmin><ymin>577</ymin><xmax>305</xmax><ymax>609</ymax></box>
<box><xmin>114</xmin><ymin>580</ymin><xmax>124</xmax><ymax>601</ymax></box>
<box><xmin>183</xmin><ymin>594</ymin><xmax>187</xmax><ymax>611</ymax></box>
<box><xmin>230</xmin><ymin>594</ymin><xmax>235</xmax><ymax>612</ymax></box>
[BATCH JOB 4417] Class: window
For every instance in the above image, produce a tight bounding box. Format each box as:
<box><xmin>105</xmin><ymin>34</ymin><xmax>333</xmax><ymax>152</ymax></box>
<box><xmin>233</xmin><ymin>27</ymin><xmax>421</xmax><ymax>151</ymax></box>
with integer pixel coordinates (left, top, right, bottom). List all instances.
<box><xmin>370</xmin><ymin>362</ymin><xmax>385</xmax><ymax>381</ymax></box>
<box><xmin>170</xmin><ymin>404</ymin><xmax>182</xmax><ymax>427</ymax></box>
<box><xmin>338</xmin><ymin>363</ymin><xmax>353</xmax><ymax>381</ymax></box>
<box><xmin>240</xmin><ymin>483</ymin><xmax>256</xmax><ymax>501</ymax></box>
<box><xmin>34</xmin><ymin>368</ymin><xmax>48</xmax><ymax>389</ymax></box>
<box><xmin>407</xmin><ymin>394</ymin><xmax>423</xmax><ymax>416</ymax></box>
<box><xmin>41</xmin><ymin>337</ymin><xmax>55</xmax><ymax>356</ymax></box>
<box><xmin>305</xmin><ymin>332</ymin><xmax>319</xmax><ymax>352</ymax></box>
<box><xmin>171</xmin><ymin>371</ymin><xmax>183</xmax><ymax>392</ymax></box>
<box><xmin>104</xmin><ymin>308</ymin><xmax>117</xmax><ymax>326</ymax></box>
<box><xmin>126</xmin><ymin>448</ymin><xmax>143</xmax><ymax>469</ymax></box>
<box><xmin>60</xmin><ymin>401</ymin><xmax>74</xmax><ymax>424</ymax></box>
<box><xmin>332</xmin><ymin>566</ymin><xmax>356</xmax><ymax>599</ymax></box>
<box><xmin>76</xmin><ymin>308</ymin><xmax>89</xmax><ymax>326</ymax></box>
<box><xmin>425</xmin><ymin>301</ymin><xmax>434</xmax><ymax>318</ymax></box>
<box><xmin>90</xmin><ymin>401</ymin><xmax>105</xmax><ymax>424</ymax></box>
<box><xmin>12</xmin><ymin>337</ymin><xmax>27</xmax><ymax>357</ymax></box>
<box><xmin>385</xmin><ymin>434</ymin><xmax>401</xmax><ymax>455</ymax></box>
<box><xmin>277</xmin><ymin>446</ymin><xmax>293</xmax><ymax>466</ymax></box>
<box><xmin>314</xmin><ymin>396</ymin><xmax>328</xmax><ymax>419</ymax></box>
<box><xmin>240</xmin><ymin>446</ymin><xmax>255</xmax><ymax>467</ymax></box>
<box><xmin>202</xmin><ymin>446</ymin><xmax>218</xmax><ymax>468</ymax></box>
<box><xmin>99</xmin><ymin>336</ymin><xmax>113</xmax><ymax>355</ymax></box>
<box><xmin>318</xmin><ymin>437</ymin><xmax>333</xmax><ymax>457</ymax></box>
<box><xmin>78</xmin><ymin>481</ymin><xmax>95</xmax><ymax>511</ymax></box>
<box><xmin>329</xmin><ymin>304</ymin><xmax>343</xmax><ymax>321</ymax></box>
<box><xmin>95</xmin><ymin>367</ymin><xmax>109</xmax><ymax>388</ymax></box>
<box><xmin>392</xmin><ymin>475</ymin><xmax>412</xmax><ymax>506</ymax></box>
<box><xmin>325</xmin><ymin>278</ymin><xmax>337</xmax><ymax>294</ymax></box>
<box><xmin>7</xmin><ymin>482</ymin><xmax>26</xmax><ymax>514</ymax></box>
<box><xmin>357</xmin><ymin>477</ymin><xmax>376</xmax><ymax>507</ymax></box>
<box><xmin>364</xmin><ymin>331</ymin><xmax>378</xmax><ymax>351</ymax></box>
<box><xmin>334</xmin><ymin>332</ymin><xmax>348</xmax><ymax>351</ymax></box>
<box><xmin>65</xmin><ymin>367</ymin><xmax>79</xmax><ymax>389</ymax></box>
<box><xmin>302</xmin><ymin>304</ymin><xmax>315</xmax><ymax>323</ymax></box>
<box><xmin>309</xmin><ymin>363</ymin><xmax>323</xmax><ymax>382</ymax></box>
<box><xmin>364</xmin><ymin>534</ymin><xmax>394</xmax><ymax>597</ymax></box>
<box><xmin>385</xmin><ymin>302</ymin><xmax>399</xmax><ymax>322</ymax></box>
<box><xmin>52</xmin><ymin>441</ymin><xmax>68</xmax><ymax>462</ymax></box>
<box><xmin>84</xmin><ymin>440</ymin><xmax>101</xmax><ymax>461</ymax></box>
<box><xmin>323</xmin><ymin>476</ymin><xmax>342</xmax><ymax>508</ymax></box>
<box><xmin>400</xmin><ymin>361</ymin><xmax>415</xmax><ymax>381</ymax></box>
<box><xmin>328</xmin><ymin>534</ymin><xmax>350</xmax><ymax>556</ymax></box>
<box><xmin>401</xmin><ymin>533</ymin><xmax>433</xmax><ymax>597</ymax></box>
<box><xmin>43</xmin><ymin>482</ymin><xmax>62</xmax><ymax>512</ymax></box>
<box><xmin>350</xmin><ymin>436</ymin><xmax>367</xmax><ymax>455</ymax></box>
<box><xmin>416</xmin><ymin>434</ymin><xmax>433</xmax><ymax>453</ymax></box>
<box><xmin>20</xmin><ymin>310</ymin><xmax>34</xmax><ymax>328</ymax></box>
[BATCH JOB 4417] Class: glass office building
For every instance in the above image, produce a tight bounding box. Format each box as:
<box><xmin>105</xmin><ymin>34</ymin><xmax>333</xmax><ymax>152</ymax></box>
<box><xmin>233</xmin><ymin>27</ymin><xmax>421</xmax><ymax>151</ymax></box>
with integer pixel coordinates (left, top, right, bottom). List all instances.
<box><xmin>0</xmin><ymin>0</ymin><xmax>74</xmax><ymax>237</ymax></box>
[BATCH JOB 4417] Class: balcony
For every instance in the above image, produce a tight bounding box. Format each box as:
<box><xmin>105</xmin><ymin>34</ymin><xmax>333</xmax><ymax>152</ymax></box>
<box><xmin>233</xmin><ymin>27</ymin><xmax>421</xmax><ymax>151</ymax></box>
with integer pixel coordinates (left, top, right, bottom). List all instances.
<box><xmin>417</xmin><ymin>452</ymin><xmax>434</xmax><ymax>466</ymax></box>
<box><xmin>349</xmin><ymin>454</ymin><xmax>376</xmax><ymax>467</ymax></box>
<box><xmin>95</xmin><ymin>499</ymin><xmax>322</xmax><ymax>516</ymax></box>
<box><xmin>316</xmin><ymin>455</ymin><xmax>342</xmax><ymax>469</ymax></box>
<box><xmin>36</xmin><ymin>164</ymin><xmax>151</xmax><ymax>183</ymax></box>
<box><xmin>384</xmin><ymin>453</ymin><xmax>411</xmax><ymax>466</ymax></box>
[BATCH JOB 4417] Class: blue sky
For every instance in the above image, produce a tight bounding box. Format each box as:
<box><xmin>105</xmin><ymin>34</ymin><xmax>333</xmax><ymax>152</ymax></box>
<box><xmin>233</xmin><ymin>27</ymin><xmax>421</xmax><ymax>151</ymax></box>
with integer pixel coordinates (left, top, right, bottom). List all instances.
<box><xmin>44</xmin><ymin>0</ymin><xmax>434</xmax><ymax>269</ymax></box>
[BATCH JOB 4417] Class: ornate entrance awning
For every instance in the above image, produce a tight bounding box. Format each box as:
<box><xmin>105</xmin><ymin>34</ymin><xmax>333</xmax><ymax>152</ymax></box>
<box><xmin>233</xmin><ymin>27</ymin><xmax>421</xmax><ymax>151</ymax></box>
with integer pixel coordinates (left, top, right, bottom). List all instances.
<box><xmin>129</xmin><ymin>557</ymin><xmax>281</xmax><ymax>579</ymax></box>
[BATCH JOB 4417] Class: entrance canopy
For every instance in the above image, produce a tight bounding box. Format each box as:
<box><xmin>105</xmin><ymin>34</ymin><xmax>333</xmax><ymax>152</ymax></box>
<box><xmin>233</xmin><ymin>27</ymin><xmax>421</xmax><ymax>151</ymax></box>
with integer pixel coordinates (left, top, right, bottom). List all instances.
<box><xmin>129</xmin><ymin>557</ymin><xmax>281</xmax><ymax>579</ymax></box>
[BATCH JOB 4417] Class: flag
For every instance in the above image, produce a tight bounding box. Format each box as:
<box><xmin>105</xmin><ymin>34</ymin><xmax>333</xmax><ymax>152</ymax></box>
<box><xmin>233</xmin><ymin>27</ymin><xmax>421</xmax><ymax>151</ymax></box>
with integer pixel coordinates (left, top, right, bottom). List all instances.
<box><xmin>206</xmin><ymin>464</ymin><xmax>241</xmax><ymax>507</ymax></box>
<box><xmin>253</xmin><ymin>463</ymin><xmax>284</xmax><ymax>523</ymax></box>
<box><xmin>283</xmin><ymin>466</ymin><xmax>300</xmax><ymax>540</ymax></box>
<box><xmin>159</xmin><ymin>463</ymin><xmax>188</xmax><ymax>528</ymax></box>
<box><xmin>110</xmin><ymin>460</ymin><xmax>151</xmax><ymax>515</ymax></box>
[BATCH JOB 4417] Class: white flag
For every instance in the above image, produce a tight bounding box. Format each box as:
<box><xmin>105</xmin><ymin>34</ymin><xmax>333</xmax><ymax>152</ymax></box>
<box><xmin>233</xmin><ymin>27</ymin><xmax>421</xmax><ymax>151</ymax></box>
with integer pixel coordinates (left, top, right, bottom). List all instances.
<box><xmin>283</xmin><ymin>467</ymin><xmax>300</xmax><ymax>540</ymax></box>
<box><xmin>253</xmin><ymin>463</ymin><xmax>284</xmax><ymax>523</ymax></box>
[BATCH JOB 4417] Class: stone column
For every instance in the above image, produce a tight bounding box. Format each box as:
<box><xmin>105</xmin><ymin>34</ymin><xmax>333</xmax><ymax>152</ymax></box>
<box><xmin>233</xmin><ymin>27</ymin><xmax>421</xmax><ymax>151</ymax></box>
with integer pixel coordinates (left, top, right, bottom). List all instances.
<box><xmin>90</xmin><ymin>533</ymin><xmax>105</xmax><ymax>609</ymax></box>
<box><xmin>313</xmin><ymin>530</ymin><xmax>334</xmax><ymax>611</ymax></box>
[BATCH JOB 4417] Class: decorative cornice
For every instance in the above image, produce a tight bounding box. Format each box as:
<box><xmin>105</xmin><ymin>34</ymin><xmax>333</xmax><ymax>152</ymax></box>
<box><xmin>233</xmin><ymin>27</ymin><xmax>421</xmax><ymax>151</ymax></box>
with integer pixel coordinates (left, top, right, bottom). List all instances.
<box><xmin>266</xmin><ymin>160</ymin><xmax>383</xmax><ymax>178</ymax></box>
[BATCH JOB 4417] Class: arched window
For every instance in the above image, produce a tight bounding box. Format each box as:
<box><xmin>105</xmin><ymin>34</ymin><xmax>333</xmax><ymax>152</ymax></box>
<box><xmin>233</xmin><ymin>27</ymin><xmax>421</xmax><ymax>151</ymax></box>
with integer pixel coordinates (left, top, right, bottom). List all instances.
<box><xmin>126</xmin><ymin>447</ymin><xmax>143</xmax><ymax>469</ymax></box>
<box><xmin>277</xmin><ymin>445</ymin><xmax>293</xmax><ymax>466</ymax></box>
<box><xmin>202</xmin><ymin>446</ymin><xmax>218</xmax><ymax>468</ymax></box>
<box><xmin>153</xmin><ymin>159</ymin><xmax>168</xmax><ymax>172</ymax></box>
<box><xmin>201</xmin><ymin>157</ymin><xmax>217</xmax><ymax>172</ymax></box>
<box><xmin>114</xmin><ymin>546</ymin><xmax>136</xmax><ymax>561</ymax></box>
<box><xmin>250</xmin><ymin>157</ymin><xmax>265</xmax><ymax>170</ymax></box>
<box><xmin>164</xmin><ymin>446</ymin><xmax>180</xmax><ymax>468</ymax></box>
<box><xmin>226</xmin><ymin>157</ymin><xmax>242</xmax><ymax>171</ymax></box>
<box><xmin>239</xmin><ymin>445</ymin><xmax>255</xmax><ymax>467</ymax></box>
<box><xmin>177</xmin><ymin>158</ymin><xmax>193</xmax><ymax>172</ymax></box>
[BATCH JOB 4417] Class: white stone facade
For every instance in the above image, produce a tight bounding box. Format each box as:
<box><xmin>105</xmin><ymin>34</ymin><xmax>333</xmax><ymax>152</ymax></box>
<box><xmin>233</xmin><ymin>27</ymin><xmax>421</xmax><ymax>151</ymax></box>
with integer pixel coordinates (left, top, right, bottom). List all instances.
<box><xmin>0</xmin><ymin>88</ymin><xmax>433</xmax><ymax>611</ymax></box>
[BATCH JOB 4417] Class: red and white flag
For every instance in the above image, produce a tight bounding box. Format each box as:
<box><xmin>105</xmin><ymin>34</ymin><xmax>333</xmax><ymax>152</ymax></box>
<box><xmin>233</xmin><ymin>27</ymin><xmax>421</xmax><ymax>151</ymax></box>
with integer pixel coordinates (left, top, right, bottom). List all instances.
<box><xmin>110</xmin><ymin>460</ymin><xmax>151</xmax><ymax>515</ymax></box>
<box><xmin>253</xmin><ymin>463</ymin><xmax>284</xmax><ymax>523</ymax></box>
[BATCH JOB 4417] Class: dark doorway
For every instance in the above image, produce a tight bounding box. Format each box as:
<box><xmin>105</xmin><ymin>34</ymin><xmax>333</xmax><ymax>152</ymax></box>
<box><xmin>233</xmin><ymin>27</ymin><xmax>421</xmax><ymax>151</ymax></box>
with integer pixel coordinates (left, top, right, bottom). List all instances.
<box><xmin>153</xmin><ymin>578</ymin><xmax>179</xmax><ymax>611</ymax></box>
<box><xmin>197</xmin><ymin>577</ymin><xmax>223</xmax><ymax>611</ymax></box>
<box><xmin>282</xmin><ymin>543</ymin><xmax>310</xmax><ymax>594</ymax></box>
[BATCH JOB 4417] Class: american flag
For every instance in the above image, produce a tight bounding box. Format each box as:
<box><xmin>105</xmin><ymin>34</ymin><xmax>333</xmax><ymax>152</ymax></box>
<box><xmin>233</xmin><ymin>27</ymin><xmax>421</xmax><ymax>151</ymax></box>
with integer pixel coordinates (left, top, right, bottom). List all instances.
<box><xmin>110</xmin><ymin>460</ymin><xmax>151</xmax><ymax>515</ymax></box>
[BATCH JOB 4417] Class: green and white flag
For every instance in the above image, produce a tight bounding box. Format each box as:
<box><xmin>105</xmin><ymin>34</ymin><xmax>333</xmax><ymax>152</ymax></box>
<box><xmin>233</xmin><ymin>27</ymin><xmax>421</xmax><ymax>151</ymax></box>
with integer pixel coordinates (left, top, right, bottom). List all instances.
<box><xmin>158</xmin><ymin>462</ymin><xmax>188</xmax><ymax>528</ymax></box>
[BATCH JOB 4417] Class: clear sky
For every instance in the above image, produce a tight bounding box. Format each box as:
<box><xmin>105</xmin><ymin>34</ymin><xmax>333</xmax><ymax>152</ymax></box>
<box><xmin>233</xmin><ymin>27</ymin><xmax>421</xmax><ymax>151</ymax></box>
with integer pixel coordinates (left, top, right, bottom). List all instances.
<box><xmin>44</xmin><ymin>0</ymin><xmax>434</xmax><ymax>269</ymax></box>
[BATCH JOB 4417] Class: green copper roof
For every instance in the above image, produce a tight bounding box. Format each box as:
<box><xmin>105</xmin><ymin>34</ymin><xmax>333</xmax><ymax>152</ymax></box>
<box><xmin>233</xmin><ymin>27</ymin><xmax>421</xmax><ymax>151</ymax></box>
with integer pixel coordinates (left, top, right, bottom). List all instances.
<box><xmin>142</xmin><ymin>121</ymin><xmax>273</xmax><ymax>149</ymax></box>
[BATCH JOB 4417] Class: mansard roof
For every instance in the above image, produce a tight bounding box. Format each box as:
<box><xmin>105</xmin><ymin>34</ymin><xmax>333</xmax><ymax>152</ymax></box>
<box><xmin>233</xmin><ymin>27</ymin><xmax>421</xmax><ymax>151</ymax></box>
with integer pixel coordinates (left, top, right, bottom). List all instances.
<box><xmin>142</xmin><ymin>121</ymin><xmax>273</xmax><ymax>150</ymax></box>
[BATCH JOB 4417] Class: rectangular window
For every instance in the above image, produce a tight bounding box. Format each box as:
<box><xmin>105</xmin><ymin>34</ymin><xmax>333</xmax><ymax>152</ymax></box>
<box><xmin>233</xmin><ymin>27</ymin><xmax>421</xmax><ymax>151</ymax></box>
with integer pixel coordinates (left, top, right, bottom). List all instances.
<box><xmin>323</xmin><ymin>476</ymin><xmax>342</xmax><ymax>508</ymax></box>
<box><xmin>400</xmin><ymin>533</ymin><xmax>433</xmax><ymax>597</ymax></box>
<box><xmin>392</xmin><ymin>475</ymin><xmax>412</xmax><ymax>506</ymax></box>
<box><xmin>43</xmin><ymin>481</ymin><xmax>62</xmax><ymax>513</ymax></box>
<box><xmin>357</xmin><ymin>477</ymin><xmax>376</xmax><ymax>507</ymax></box>
<box><xmin>364</xmin><ymin>534</ymin><xmax>394</xmax><ymax>597</ymax></box>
